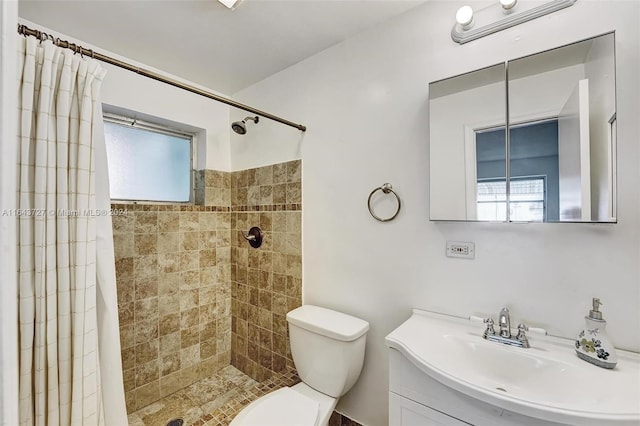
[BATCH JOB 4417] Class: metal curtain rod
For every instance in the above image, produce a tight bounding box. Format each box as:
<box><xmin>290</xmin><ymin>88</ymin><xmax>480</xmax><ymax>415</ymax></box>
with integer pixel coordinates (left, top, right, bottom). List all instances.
<box><xmin>17</xmin><ymin>24</ymin><xmax>307</xmax><ymax>132</ymax></box>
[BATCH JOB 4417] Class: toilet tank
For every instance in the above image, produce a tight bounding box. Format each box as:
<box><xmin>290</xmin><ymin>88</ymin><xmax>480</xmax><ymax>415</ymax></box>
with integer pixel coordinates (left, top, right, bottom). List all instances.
<box><xmin>286</xmin><ymin>305</ymin><xmax>369</xmax><ymax>398</ymax></box>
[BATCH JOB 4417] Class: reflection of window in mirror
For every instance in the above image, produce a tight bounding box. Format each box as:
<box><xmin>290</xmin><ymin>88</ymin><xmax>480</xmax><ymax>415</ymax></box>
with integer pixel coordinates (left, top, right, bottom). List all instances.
<box><xmin>477</xmin><ymin>177</ymin><xmax>546</xmax><ymax>221</ymax></box>
<box><xmin>475</xmin><ymin>119</ymin><xmax>558</xmax><ymax>222</ymax></box>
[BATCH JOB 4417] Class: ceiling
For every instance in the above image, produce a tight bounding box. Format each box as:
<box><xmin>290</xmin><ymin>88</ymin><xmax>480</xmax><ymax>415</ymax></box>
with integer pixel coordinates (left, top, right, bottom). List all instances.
<box><xmin>19</xmin><ymin>0</ymin><xmax>426</xmax><ymax>94</ymax></box>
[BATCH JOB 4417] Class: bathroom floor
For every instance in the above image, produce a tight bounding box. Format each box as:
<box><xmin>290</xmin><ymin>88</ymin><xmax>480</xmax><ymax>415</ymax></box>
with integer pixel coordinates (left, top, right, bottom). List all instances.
<box><xmin>127</xmin><ymin>366</ymin><xmax>300</xmax><ymax>426</ymax></box>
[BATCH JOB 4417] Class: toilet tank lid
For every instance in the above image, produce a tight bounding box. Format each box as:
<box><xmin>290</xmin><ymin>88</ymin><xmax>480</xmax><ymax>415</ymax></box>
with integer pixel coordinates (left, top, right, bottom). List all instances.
<box><xmin>286</xmin><ymin>305</ymin><xmax>369</xmax><ymax>342</ymax></box>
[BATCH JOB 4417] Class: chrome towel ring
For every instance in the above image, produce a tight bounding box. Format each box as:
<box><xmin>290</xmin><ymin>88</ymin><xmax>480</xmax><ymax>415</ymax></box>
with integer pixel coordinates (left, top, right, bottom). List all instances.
<box><xmin>368</xmin><ymin>183</ymin><xmax>401</xmax><ymax>222</ymax></box>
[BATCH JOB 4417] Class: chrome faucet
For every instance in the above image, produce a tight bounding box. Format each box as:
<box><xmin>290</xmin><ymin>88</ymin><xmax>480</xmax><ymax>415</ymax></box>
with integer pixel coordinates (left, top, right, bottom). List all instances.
<box><xmin>482</xmin><ymin>307</ymin><xmax>530</xmax><ymax>348</ymax></box>
<box><xmin>498</xmin><ymin>307</ymin><xmax>511</xmax><ymax>337</ymax></box>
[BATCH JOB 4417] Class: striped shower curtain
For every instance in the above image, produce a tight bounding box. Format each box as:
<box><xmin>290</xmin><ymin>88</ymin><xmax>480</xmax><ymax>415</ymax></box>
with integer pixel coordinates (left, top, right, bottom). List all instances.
<box><xmin>16</xmin><ymin>36</ymin><xmax>127</xmax><ymax>425</ymax></box>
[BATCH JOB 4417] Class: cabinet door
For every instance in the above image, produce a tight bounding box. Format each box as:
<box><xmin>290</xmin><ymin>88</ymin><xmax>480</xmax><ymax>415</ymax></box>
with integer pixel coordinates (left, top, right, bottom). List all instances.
<box><xmin>389</xmin><ymin>392</ymin><xmax>470</xmax><ymax>426</ymax></box>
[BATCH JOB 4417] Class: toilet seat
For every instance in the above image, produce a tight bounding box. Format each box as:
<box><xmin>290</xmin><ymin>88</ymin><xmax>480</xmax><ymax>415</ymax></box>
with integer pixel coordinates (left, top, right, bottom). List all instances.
<box><xmin>231</xmin><ymin>387</ymin><xmax>320</xmax><ymax>426</ymax></box>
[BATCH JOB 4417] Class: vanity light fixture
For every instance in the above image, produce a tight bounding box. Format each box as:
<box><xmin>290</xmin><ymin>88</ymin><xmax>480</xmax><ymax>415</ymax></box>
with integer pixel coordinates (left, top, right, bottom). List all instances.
<box><xmin>452</xmin><ymin>0</ymin><xmax>577</xmax><ymax>44</ymax></box>
<box><xmin>218</xmin><ymin>0</ymin><xmax>241</xmax><ymax>9</ymax></box>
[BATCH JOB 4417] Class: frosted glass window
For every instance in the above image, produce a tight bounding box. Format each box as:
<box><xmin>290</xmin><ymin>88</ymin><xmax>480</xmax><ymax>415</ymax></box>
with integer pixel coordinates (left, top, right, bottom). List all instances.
<box><xmin>104</xmin><ymin>120</ymin><xmax>192</xmax><ymax>202</ymax></box>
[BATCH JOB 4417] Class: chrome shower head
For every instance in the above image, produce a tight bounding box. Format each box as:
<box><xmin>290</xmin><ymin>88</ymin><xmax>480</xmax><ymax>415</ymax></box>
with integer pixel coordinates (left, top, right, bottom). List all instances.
<box><xmin>231</xmin><ymin>121</ymin><xmax>246</xmax><ymax>135</ymax></box>
<box><xmin>231</xmin><ymin>116</ymin><xmax>259</xmax><ymax>135</ymax></box>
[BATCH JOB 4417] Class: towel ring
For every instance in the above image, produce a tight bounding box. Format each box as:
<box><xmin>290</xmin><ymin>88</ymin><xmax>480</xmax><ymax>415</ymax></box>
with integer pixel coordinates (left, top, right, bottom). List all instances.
<box><xmin>368</xmin><ymin>183</ymin><xmax>401</xmax><ymax>222</ymax></box>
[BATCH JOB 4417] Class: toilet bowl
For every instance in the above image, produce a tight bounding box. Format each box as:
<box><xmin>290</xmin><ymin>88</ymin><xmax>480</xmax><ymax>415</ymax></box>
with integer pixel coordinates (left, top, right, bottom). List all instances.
<box><xmin>230</xmin><ymin>305</ymin><xmax>369</xmax><ymax>426</ymax></box>
<box><xmin>230</xmin><ymin>382</ymin><xmax>336</xmax><ymax>426</ymax></box>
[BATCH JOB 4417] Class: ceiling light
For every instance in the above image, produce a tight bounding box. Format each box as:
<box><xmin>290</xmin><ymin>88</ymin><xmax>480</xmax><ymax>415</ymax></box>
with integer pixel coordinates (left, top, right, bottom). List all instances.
<box><xmin>218</xmin><ymin>0</ymin><xmax>240</xmax><ymax>9</ymax></box>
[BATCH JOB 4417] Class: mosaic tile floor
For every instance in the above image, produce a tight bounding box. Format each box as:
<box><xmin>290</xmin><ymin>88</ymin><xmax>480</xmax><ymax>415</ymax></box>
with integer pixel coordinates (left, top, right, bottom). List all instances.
<box><xmin>128</xmin><ymin>365</ymin><xmax>300</xmax><ymax>426</ymax></box>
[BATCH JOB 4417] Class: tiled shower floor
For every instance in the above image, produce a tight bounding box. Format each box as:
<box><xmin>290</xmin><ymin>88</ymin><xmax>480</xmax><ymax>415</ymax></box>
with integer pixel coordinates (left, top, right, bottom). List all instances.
<box><xmin>127</xmin><ymin>366</ymin><xmax>300</xmax><ymax>426</ymax></box>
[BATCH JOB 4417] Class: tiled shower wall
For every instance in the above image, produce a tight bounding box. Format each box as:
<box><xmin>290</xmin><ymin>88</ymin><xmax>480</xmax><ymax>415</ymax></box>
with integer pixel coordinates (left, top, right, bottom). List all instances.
<box><xmin>113</xmin><ymin>161</ymin><xmax>302</xmax><ymax>411</ymax></box>
<box><xmin>230</xmin><ymin>160</ymin><xmax>303</xmax><ymax>381</ymax></box>
<box><xmin>112</xmin><ymin>171</ymin><xmax>232</xmax><ymax>412</ymax></box>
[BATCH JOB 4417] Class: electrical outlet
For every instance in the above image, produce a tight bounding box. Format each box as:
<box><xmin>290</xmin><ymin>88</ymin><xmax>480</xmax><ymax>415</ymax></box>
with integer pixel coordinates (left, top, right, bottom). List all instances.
<box><xmin>446</xmin><ymin>241</ymin><xmax>475</xmax><ymax>259</ymax></box>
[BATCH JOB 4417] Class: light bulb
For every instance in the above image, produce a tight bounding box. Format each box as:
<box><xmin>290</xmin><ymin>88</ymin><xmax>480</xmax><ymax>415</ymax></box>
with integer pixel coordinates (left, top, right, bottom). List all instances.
<box><xmin>500</xmin><ymin>0</ymin><xmax>517</xmax><ymax>10</ymax></box>
<box><xmin>455</xmin><ymin>6</ymin><xmax>474</xmax><ymax>29</ymax></box>
<box><xmin>218</xmin><ymin>0</ymin><xmax>240</xmax><ymax>9</ymax></box>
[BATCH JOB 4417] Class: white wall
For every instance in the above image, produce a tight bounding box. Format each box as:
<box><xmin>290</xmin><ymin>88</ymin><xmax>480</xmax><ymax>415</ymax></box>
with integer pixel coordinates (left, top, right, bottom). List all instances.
<box><xmin>231</xmin><ymin>2</ymin><xmax>640</xmax><ymax>425</ymax></box>
<box><xmin>18</xmin><ymin>19</ymin><xmax>233</xmax><ymax>172</ymax></box>
<box><xmin>0</xmin><ymin>2</ymin><xmax>19</xmax><ymax>424</ymax></box>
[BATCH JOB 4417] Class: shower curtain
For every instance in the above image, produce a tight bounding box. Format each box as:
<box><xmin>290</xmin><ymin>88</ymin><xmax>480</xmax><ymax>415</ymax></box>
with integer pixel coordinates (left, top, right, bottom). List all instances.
<box><xmin>16</xmin><ymin>36</ymin><xmax>127</xmax><ymax>426</ymax></box>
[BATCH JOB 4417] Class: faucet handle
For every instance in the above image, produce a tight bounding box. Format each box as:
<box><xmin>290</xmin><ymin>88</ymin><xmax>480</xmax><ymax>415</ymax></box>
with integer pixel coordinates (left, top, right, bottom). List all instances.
<box><xmin>516</xmin><ymin>323</ymin><xmax>530</xmax><ymax>347</ymax></box>
<box><xmin>483</xmin><ymin>318</ymin><xmax>495</xmax><ymax>337</ymax></box>
<box><xmin>517</xmin><ymin>323</ymin><xmax>528</xmax><ymax>335</ymax></box>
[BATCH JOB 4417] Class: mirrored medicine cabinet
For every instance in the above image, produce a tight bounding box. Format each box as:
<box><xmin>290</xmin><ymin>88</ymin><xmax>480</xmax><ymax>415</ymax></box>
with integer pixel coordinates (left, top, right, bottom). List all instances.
<box><xmin>429</xmin><ymin>33</ymin><xmax>616</xmax><ymax>223</ymax></box>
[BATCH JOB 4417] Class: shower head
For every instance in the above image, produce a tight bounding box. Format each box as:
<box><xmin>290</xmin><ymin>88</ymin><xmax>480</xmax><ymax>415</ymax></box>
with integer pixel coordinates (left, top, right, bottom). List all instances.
<box><xmin>231</xmin><ymin>121</ymin><xmax>247</xmax><ymax>135</ymax></box>
<box><xmin>231</xmin><ymin>116</ymin><xmax>259</xmax><ymax>135</ymax></box>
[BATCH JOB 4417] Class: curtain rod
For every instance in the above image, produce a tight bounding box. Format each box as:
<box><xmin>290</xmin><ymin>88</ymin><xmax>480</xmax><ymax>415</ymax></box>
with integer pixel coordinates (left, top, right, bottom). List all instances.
<box><xmin>17</xmin><ymin>24</ymin><xmax>307</xmax><ymax>132</ymax></box>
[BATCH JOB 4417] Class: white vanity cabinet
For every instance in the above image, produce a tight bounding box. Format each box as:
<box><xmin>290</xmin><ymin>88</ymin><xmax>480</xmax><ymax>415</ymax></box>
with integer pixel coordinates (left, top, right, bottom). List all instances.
<box><xmin>389</xmin><ymin>391</ymin><xmax>468</xmax><ymax>425</ymax></box>
<box><xmin>386</xmin><ymin>309</ymin><xmax>640</xmax><ymax>426</ymax></box>
<box><xmin>388</xmin><ymin>349</ymin><xmax>564</xmax><ymax>426</ymax></box>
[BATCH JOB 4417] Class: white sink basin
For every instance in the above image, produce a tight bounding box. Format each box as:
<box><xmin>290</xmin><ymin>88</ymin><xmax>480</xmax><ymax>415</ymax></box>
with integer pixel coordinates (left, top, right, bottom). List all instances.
<box><xmin>385</xmin><ymin>309</ymin><xmax>640</xmax><ymax>425</ymax></box>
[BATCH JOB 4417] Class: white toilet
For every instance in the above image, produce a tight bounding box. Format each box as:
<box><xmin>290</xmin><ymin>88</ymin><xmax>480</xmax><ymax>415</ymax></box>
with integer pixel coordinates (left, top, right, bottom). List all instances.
<box><xmin>230</xmin><ymin>305</ymin><xmax>370</xmax><ymax>426</ymax></box>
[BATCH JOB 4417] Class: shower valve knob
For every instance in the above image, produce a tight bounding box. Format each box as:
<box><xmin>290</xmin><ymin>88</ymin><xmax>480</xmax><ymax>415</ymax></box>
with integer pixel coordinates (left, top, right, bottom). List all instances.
<box><xmin>241</xmin><ymin>227</ymin><xmax>263</xmax><ymax>248</ymax></box>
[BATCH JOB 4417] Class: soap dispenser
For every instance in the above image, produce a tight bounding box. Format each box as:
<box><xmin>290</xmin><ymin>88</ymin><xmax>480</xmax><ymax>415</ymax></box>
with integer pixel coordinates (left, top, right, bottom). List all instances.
<box><xmin>575</xmin><ymin>298</ymin><xmax>617</xmax><ymax>369</ymax></box>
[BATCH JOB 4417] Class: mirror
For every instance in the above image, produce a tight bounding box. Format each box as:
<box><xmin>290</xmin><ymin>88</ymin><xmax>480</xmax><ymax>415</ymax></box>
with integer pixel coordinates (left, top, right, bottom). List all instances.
<box><xmin>429</xmin><ymin>33</ymin><xmax>616</xmax><ymax>223</ymax></box>
<box><xmin>429</xmin><ymin>63</ymin><xmax>507</xmax><ymax>221</ymax></box>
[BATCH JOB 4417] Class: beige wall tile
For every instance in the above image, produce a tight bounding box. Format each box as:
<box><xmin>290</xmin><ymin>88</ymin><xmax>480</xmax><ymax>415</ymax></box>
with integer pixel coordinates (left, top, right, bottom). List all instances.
<box><xmin>135</xmin><ymin>211</ymin><xmax>158</xmax><ymax>234</ymax></box>
<box><xmin>180</xmin><ymin>344</ymin><xmax>201</xmax><ymax>368</ymax></box>
<box><xmin>180</xmin><ymin>231</ymin><xmax>200</xmax><ymax>251</ymax></box>
<box><xmin>286</xmin><ymin>182</ymin><xmax>302</xmax><ymax>204</ymax></box>
<box><xmin>159</xmin><ymin>371</ymin><xmax>182</xmax><ymax>397</ymax></box>
<box><xmin>161</xmin><ymin>352</ymin><xmax>181</xmax><ymax>377</ymax></box>
<box><xmin>134</xmin><ymin>320</ymin><xmax>159</xmax><ymax>345</ymax></box>
<box><xmin>135</xmin><ymin>359</ymin><xmax>159</xmax><ymax>387</ymax></box>
<box><xmin>120</xmin><ymin>324</ymin><xmax>135</xmax><ymax>349</ymax></box>
<box><xmin>157</xmin><ymin>232</ymin><xmax>179</xmax><ymax>254</ymax></box>
<box><xmin>113</xmin><ymin>233</ymin><xmax>135</xmax><ymax>259</ymax></box>
<box><xmin>134</xmin><ymin>233</ymin><xmax>157</xmax><ymax>256</ymax></box>
<box><xmin>122</xmin><ymin>347</ymin><xmax>136</xmax><ymax>371</ymax></box>
<box><xmin>135</xmin><ymin>340</ymin><xmax>159</xmax><ymax>365</ymax></box>
<box><xmin>135</xmin><ymin>277</ymin><xmax>158</xmax><ymax>300</ymax></box>
<box><xmin>115</xmin><ymin>258</ymin><xmax>134</xmax><ymax>281</ymax></box>
<box><xmin>181</xmin><ymin>307</ymin><xmax>199</xmax><ymax>329</ymax></box>
<box><xmin>180</xmin><ymin>252</ymin><xmax>199</xmax><ymax>272</ymax></box>
<box><xmin>158</xmin><ymin>272</ymin><xmax>179</xmax><ymax>296</ymax></box>
<box><xmin>286</xmin><ymin>160</ymin><xmax>301</xmax><ymax>182</ymax></box>
<box><xmin>158</xmin><ymin>253</ymin><xmax>180</xmax><ymax>274</ymax></box>
<box><xmin>134</xmin><ymin>381</ymin><xmax>160</xmax><ymax>409</ymax></box>
<box><xmin>199</xmin><ymin>249</ymin><xmax>216</xmax><ymax>268</ymax></box>
<box><xmin>159</xmin><ymin>331</ymin><xmax>181</xmax><ymax>354</ymax></box>
<box><xmin>134</xmin><ymin>298</ymin><xmax>158</xmax><ymax>323</ymax></box>
<box><xmin>181</xmin><ymin>326</ymin><xmax>200</xmax><ymax>348</ymax></box>
<box><xmin>179</xmin><ymin>212</ymin><xmax>199</xmax><ymax>231</ymax></box>
<box><xmin>158</xmin><ymin>212</ymin><xmax>179</xmax><ymax>232</ymax></box>
<box><xmin>118</xmin><ymin>302</ymin><xmax>134</xmax><ymax>327</ymax></box>
<box><xmin>180</xmin><ymin>289</ymin><xmax>199</xmax><ymax>311</ymax></box>
<box><xmin>134</xmin><ymin>255</ymin><xmax>158</xmax><ymax>279</ymax></box>
<box><xmin>159</xmin><ymin>294</ymin><xmax>180</xmax><ymax>317</ymax></box>
<box><xmin>112</xmin><ymin>213</ymin><xmax>134</xmax><ymax>234</ymax></box>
